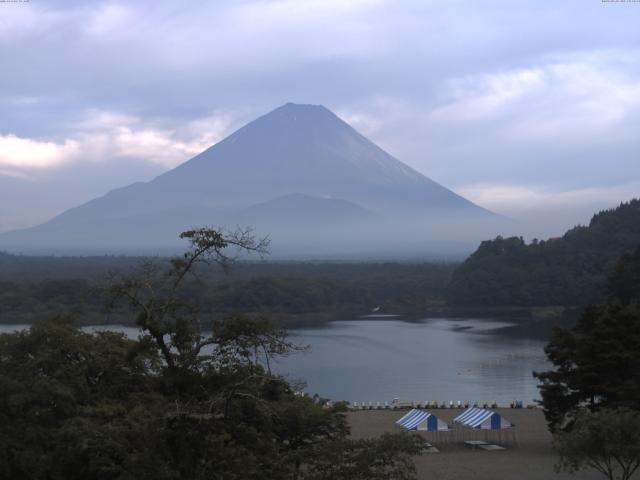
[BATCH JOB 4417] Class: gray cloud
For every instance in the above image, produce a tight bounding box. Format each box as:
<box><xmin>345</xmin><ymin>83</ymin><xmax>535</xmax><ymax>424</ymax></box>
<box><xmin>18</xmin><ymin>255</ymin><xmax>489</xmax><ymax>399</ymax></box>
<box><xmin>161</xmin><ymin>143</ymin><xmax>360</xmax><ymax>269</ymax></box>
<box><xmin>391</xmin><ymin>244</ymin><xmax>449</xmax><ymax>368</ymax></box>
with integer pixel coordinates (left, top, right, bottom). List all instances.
<box><xmin>1</xmin><ymin>0</ymin><xmax>639</xmax><ymax>235</ymax></box>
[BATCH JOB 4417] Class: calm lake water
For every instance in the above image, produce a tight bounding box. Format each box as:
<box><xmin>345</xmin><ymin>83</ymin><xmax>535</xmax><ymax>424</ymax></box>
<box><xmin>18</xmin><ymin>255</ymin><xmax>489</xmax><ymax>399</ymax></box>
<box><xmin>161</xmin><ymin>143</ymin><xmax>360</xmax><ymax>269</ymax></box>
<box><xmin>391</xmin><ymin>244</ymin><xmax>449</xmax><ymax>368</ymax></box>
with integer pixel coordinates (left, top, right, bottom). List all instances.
<box><xmin>0</xmin><ymin>318</ymin><xmax>549</xmax><ymax>405</ymax></box>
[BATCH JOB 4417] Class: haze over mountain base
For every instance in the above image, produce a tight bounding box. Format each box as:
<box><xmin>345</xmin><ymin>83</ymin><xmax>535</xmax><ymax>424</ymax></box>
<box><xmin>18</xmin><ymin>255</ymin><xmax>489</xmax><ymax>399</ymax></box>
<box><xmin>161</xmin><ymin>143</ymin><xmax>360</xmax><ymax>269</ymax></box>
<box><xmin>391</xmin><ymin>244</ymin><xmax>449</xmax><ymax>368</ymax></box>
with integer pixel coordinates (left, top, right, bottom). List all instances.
<box><xmin>0</xmin><ymin>103</ymin><xmax>512</xmax><ymax>258</ymax></box>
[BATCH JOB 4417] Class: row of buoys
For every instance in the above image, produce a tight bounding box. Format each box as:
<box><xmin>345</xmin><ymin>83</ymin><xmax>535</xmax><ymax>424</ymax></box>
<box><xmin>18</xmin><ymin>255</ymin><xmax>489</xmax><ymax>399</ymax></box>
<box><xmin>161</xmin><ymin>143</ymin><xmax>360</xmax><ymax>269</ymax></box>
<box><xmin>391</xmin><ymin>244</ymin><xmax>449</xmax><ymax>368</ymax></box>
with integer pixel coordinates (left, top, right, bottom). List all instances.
<box><xmin>349</xmin><ymin>399</ymin><xmax>530</xmax><ymax>410</ymax></box>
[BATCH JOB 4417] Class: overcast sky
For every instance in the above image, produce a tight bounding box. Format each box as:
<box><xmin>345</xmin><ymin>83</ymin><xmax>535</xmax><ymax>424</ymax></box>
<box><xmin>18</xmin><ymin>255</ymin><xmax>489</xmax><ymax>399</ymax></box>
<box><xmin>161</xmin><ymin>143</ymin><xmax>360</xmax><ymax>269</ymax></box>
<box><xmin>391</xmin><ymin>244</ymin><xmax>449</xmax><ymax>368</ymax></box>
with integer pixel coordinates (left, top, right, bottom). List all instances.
<box><xmin>1</xmin><ymin>0</ymin><xmax>639</xmax><ymax>237</ymax></box>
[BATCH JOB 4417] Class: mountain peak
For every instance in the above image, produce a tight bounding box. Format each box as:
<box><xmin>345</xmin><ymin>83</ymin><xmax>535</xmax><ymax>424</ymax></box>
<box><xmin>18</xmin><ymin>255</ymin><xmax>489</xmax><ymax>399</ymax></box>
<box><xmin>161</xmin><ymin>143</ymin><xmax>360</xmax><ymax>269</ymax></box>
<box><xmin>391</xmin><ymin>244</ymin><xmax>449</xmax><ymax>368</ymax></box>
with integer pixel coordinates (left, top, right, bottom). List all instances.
<box><xmin>278</xmin><ymin>102</ymin><xmax>330</xmax><ymax>113</ymax></box>
<box><xmin>262</xmin><ymin>102</ymin><xmax>338</xmax><ymax>126</ymax></box>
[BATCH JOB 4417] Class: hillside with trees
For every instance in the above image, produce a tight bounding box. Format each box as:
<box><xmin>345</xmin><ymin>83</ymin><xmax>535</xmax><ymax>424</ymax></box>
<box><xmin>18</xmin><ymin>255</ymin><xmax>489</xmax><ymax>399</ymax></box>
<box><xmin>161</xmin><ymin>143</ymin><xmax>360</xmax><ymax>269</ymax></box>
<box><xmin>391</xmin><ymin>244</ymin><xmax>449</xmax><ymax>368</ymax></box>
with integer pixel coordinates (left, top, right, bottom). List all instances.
<box><xmin>447</xmin><ymin>199</ymin><xmax>640</xmax><ymax>306</ymax></box>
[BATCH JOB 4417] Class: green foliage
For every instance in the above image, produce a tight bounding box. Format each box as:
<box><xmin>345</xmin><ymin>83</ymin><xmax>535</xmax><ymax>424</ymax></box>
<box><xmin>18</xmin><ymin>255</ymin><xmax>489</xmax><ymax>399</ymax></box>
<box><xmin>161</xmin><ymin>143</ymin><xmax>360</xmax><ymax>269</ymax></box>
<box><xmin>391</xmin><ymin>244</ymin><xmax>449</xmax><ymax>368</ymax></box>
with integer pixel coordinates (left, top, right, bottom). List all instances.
<box><xmin>448</xmin><ymin>199</ymin><xmax>640</xmax><ymax>306</ymax></box>
<box><xmin>0</xmin><ymin>319</ymin><xmax>425</xmax><ymax>479</ymax></box>
<box><xmin>0</xmin><ymin>319</ymin><xmax>164</xmax><ymax>480</ymax></box>
<box><xmin>554</xmin><ymin>408</ymin><xmax>640</xmax><ymax>480</ymax></box>
<box><xmin>535</xmin><ymin>304</ymin><xmax>640</xmax><ymax>431</ymax></box>
<box><xmin>0</xmin><ymin>259</ymin><xmax>455</xmax><ymax>326</ymax></box>
<box><xmin>0</xmin><ymin>228</ymin><xmax>426</xmax><ymax>479</ymax></box>
<box><xmin>534</xmin><ymin>246</ymin><xmax>640</xmax><ymax>432</ymax></box>
<box><xmin>306</xmin><ymin>432</ymin><xmax>426</xmax><ymax>480</ymax></box>
<box><xmin>608</xmin><ymin>247</ymin><xmax>640</xmax><ymax>306</ymax></box>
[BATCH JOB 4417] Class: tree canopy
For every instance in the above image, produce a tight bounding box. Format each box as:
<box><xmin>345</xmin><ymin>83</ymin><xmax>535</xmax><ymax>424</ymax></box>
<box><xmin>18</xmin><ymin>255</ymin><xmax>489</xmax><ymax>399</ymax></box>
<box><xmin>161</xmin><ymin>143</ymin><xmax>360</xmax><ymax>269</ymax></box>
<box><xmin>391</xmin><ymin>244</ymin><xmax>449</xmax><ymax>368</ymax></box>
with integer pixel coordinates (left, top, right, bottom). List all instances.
<box><xmin>554</xmin><ymin>408</ymin><xmax>640</xmax><ymax>480</ymax></box>
<box><xmin>534</xmin><ymin>246</ymin><xmax>640</xmax><ymax>432</ymax></box>
<box><xmin>0</xmin><ymin>254</ymin><xmax>454</xmax><ymax>327</ymax></box>
<box><xmin>0</xmin><ymin>228</ymin><xmax>426</xmax><ymax>480</ymax></box>
<box><xmin>448</xmin><ymin>199</ymin><xmax>640</xmax><ymax>306</ymax></box>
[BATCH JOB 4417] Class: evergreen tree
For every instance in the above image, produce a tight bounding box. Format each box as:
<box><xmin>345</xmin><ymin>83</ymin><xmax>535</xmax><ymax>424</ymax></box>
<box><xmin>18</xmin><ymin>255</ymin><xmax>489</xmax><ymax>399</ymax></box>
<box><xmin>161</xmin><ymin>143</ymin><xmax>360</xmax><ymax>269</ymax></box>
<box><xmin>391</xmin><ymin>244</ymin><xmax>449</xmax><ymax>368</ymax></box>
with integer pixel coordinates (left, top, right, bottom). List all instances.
<box><xmin>534</xmin><ymin>246</ymin><xmax>640</xmax><ymax>432</ymax></box>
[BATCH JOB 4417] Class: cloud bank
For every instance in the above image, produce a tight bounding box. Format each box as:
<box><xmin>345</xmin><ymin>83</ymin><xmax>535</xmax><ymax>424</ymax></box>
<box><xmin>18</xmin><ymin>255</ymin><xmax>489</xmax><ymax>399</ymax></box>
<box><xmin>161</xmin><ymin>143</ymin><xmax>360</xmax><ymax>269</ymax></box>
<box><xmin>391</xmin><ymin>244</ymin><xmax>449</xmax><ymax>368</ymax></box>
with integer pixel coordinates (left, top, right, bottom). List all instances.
<box><xmin>0</xmin><ymin>110</ymin><xmax>240</xmax><ymax>176</ymax></box>
<box><xmin>1</xmin><ymin>0</ymin><xmax>639</xmax><ymax>236</ymax></box>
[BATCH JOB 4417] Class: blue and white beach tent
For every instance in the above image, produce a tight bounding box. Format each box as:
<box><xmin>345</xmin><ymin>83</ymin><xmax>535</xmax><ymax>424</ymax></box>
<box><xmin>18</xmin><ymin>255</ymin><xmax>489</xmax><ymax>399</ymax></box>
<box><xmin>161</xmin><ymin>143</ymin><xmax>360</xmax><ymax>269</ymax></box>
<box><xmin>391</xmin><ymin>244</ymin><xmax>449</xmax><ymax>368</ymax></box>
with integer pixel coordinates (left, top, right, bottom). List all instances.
<box><xmin>453</xmin><ymin>408</ymin><xmax>513</xmax><ymax>430</ymax></box>
<box><xmin>395</xmin><ymin>409</ymin><xmax>451</xmax><ymax>432</ymax></box>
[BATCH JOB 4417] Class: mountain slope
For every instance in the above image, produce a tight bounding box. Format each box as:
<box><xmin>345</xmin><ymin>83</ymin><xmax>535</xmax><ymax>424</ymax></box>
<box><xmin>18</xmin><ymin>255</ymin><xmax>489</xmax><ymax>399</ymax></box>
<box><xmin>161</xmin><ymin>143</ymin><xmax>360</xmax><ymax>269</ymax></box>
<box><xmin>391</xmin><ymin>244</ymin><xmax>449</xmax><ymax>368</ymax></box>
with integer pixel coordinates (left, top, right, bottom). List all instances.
<box><xmin>233</xmin><ymin>193</ymin><xmax>378</xmax><ymax>227</ymax></box>
<box><xmin>447</xmin><ymin>199</ymin><xmax>640</xmax><ymax>306</ymax></box>
<box><xmin>1</xmin><ymin>103</ymin><xmax>506</xmax><ymax>256</ymax></box>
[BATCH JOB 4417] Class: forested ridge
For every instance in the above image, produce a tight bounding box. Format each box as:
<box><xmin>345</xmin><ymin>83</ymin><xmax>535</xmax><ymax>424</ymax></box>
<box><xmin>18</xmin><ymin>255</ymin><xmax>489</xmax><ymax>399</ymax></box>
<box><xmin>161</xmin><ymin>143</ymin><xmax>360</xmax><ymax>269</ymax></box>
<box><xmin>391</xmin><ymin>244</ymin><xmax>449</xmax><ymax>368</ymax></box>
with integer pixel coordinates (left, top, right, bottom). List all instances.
<box><xmin>0</xmin><ymin>257</ymin><xmax>454</xmax><ymax>325</ymax></box>
<box><xmin>448</xmin><ymin>199</ymin><xmax>640</xmax><ymax>306</ymax></box>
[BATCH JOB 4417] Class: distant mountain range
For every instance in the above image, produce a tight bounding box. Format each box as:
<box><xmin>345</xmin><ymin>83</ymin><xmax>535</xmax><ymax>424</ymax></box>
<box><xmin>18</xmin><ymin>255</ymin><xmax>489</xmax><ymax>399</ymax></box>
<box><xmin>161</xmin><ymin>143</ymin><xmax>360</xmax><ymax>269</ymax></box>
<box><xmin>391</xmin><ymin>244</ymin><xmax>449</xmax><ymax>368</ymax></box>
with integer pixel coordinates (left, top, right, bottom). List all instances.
<box><xmin>1</xmin><ymin>103</ymin><xmax>509</xmax><ymax>257</ymax></box>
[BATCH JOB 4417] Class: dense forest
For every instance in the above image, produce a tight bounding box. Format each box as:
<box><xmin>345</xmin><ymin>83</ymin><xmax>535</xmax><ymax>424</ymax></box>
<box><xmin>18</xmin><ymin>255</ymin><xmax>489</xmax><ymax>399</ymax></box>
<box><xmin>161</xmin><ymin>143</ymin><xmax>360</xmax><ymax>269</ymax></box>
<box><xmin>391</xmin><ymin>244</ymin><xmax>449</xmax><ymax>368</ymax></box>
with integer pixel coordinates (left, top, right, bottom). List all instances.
<box><xmin>0</xmin><ymin>254</ymin><xmax>455</xmax><ymax>326</ymax></box>
<box><xmin>448</xmin><ymin>199</ymin><xmax>640</xmax><ymax>306</ymax></box>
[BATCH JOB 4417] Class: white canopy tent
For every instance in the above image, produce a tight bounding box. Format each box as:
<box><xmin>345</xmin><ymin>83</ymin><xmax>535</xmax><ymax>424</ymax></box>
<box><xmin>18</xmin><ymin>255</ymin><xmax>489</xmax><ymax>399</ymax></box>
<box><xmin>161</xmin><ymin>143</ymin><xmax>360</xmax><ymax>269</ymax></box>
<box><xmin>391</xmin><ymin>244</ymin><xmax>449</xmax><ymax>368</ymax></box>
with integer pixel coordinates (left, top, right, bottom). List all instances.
<box><xmin>453</xmin><ymin>407</ymin><xmax>513</xmax><ymax>430</ymax></box>
<box><xmin>396</xmin><ymin>409</ymin><xmax>451</xmax><ymax>432</ymax></box>
<box><xmin>453</xmin><ymin>408</ymin><xmax>518</xmax><ymax>445</ymax></box>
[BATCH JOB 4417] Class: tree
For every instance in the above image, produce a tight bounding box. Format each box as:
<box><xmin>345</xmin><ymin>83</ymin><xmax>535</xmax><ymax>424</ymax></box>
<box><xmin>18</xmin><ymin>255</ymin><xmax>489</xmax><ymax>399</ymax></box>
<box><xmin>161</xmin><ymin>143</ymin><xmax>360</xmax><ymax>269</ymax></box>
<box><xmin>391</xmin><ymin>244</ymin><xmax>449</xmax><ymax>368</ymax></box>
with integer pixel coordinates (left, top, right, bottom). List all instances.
<box><xmin>534</xmin><ymin>304</ymin><xmax>640</xmax><ymax>431</ymax></box>
<box><xmin>555</xmin><ymin>408</ymin><xmax>640</xmax><ymax>480</ymax></box>
<box><xmin>306</xmin><ymin>432</ymin><xmax>426</xmax><ymax>480</ymax></box>
<box><xmin>0</xmin><ymin>318</ymin><xmax>164</xmax><ymax>480</ymax></box>
<box><xmin>0</xmin><ymin>228</ymin><xmax>427</xmax><ymax>480</ymax></box>
<box><xmin>534</xmin><ymin>247</ymin><xmax>640</xmax><ymax>432</ymax></box>
<box><xmin>608</xmin><ymin>247</ymin><xmax>640</xmax><ymax>306</ymax></box>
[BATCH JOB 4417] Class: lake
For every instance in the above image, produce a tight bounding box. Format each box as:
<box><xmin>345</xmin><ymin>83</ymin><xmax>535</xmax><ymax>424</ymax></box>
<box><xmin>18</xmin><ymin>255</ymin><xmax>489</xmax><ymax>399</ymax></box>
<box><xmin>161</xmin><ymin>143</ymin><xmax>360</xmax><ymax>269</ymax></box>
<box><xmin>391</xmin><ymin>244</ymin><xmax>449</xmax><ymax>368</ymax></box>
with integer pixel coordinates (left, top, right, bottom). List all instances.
<box><xmin>0</xmin><ymin>318</ymin><xmax>549</xmax><ymax>405</ymax></box>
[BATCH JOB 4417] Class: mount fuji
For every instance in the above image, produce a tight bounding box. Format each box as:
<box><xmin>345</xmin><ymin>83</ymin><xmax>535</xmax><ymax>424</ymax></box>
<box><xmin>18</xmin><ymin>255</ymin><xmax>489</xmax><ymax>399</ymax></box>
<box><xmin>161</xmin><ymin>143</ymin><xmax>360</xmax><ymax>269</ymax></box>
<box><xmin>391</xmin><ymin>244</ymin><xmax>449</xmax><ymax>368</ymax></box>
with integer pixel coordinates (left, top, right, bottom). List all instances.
<box><xmin>1</xmin><ymin>103</ymin><xmax>509</xmax><ymax>258</ymax></box>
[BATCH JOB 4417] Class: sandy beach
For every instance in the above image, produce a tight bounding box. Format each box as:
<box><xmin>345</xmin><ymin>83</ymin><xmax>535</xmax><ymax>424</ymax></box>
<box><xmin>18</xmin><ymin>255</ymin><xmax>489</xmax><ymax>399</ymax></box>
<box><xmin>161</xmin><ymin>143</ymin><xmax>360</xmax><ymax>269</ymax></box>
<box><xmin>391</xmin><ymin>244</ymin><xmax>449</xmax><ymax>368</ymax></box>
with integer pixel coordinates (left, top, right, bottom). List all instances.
<box><xmin>348</xmin><ymin>408</ymin><xmax>607</xmax><ymax>480</ymax></box>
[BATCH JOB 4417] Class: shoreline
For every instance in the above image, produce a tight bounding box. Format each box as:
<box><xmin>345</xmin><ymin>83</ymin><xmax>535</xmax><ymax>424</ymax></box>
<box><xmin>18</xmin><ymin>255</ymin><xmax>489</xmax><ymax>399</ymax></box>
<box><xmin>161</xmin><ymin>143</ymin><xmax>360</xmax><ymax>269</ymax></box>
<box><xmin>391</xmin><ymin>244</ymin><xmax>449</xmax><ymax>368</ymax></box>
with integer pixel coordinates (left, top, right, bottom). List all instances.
<box><xmin>0</xmin><ymin>304</ymin><xmax>573</xmax><ymax>327</ymax></box>
<box><xmin>347</xmin><ymin>401</ymin><xmax>537</xmax><ymax>410</ymax></box>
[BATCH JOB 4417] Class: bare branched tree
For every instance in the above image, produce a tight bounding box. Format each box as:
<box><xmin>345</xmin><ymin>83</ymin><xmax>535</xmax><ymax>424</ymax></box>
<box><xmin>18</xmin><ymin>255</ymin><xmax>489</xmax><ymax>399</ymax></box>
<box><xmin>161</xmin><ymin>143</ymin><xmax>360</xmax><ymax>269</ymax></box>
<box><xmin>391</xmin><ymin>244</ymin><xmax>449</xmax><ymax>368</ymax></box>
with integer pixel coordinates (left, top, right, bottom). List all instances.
<box><xmin>110</xmin><ymin>226</ymin><xmax>270</xmax><ymax>369</ymax></box>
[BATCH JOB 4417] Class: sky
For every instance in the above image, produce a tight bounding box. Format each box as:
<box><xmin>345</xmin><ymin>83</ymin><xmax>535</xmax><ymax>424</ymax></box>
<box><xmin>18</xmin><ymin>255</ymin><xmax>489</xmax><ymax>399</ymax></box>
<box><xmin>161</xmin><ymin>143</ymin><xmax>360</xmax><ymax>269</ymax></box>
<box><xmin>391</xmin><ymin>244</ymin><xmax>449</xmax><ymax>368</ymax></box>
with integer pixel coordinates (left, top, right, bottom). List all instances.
<box><xmin>1</xmin><ymin>0</ymin><xmax>639</xmax><ymax>237</ymax></box>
